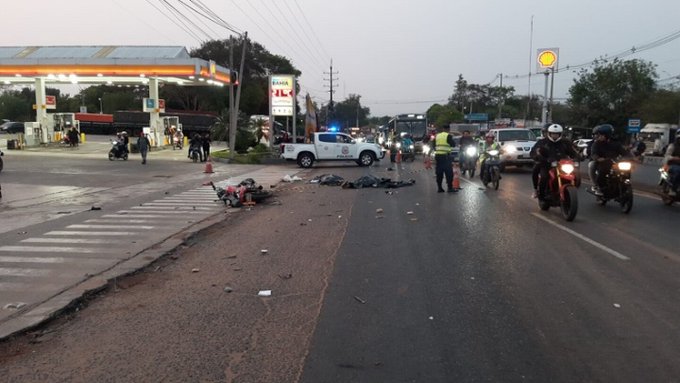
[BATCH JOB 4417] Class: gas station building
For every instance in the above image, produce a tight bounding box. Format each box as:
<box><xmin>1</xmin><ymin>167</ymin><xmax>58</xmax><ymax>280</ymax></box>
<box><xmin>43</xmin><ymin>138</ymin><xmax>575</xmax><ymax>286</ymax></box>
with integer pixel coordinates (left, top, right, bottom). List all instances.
<box><xmin>0</xmin><ymin>46</ymin><xmax>233</xmax><ymax>147</ymax></box>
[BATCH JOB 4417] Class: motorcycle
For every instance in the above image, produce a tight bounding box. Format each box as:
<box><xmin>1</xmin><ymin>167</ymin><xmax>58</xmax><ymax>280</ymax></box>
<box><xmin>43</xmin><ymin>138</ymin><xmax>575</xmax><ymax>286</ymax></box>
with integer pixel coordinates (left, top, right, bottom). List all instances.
<box><xmin>538</xmin><ymin>158</ymin><xmax>579</xmax><ymax>221</ymax></box>
<box><xmin>172</xmin><ymin>134</ymin><xmax>183</xmax><ymax>150</ymax></box>
<box><xmin>480</xmin><ymin>149</ymin><xmax>501</xmax><ymax>190</ymax></box>
<box><xmin>188</xmin><ymin>145</ymin><xmax>201</xmax><ymax>163</ymax></box>
<box><xmin>460</xmin><ymin>145</ymin><xmax>478</xmax><ymax>177</ymax></box>
<box><xmin>397</xmin><ymin>141</ymin><xmax>416</xmax><ymax>162</ymax></box>
<box><xmin>108</xmin><ymin>140</ymin><xmax>128</xmax><ymax>161</ymax></box>
<box><xmin>210</xmin><ymin>179</ymin><xmax>273</xmax><ymax>207</ymax></box>
<box><xmin>659</xmin><ymin>165</ymin><xmax>680</xmax><ymax>206</ymax></box>
<box><xmin>586</xmin><ymin>159</ymin><xmax>633</xmax><ymax>213</ymax></box>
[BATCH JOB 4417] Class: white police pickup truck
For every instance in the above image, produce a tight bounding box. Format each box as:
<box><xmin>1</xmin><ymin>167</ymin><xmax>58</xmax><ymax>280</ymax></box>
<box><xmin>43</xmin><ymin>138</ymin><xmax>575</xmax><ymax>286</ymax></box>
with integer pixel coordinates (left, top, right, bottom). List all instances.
<box><xmin>281</xmin><ymin>132</ymin><xmax>385</xmax><ymax>168</ymax></box>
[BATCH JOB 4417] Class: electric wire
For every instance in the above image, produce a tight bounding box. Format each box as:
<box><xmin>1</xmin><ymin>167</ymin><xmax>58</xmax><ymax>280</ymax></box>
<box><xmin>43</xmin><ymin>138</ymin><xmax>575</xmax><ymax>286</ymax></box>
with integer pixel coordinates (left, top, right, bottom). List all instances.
<box><xmin>176</xmin><ymin>0</ymin><xmax>224</xmax><ymax>38</ymax></box>
<box><xmin>283</xmin><ymin>0</ymin><xmax>328</xmax><ymax>62</ymax></box>
<box><xmin>144</xmin><ymin>0</ymin><xmax>204</xmax><ymax>45</ymax></box>
<box><xmin>293</xmin><ymin>0</ymin><xmax>332</xmax><ymax>59</ymax></box>
<box><xmin>158</xmin><ymin>0</ymin><xmax>210</xmax><ymax>42</ymax></box>
<box><xmin>270</xmin><ymin>0</ymin><xmax>326</xmax><ymax>69</ymax></box>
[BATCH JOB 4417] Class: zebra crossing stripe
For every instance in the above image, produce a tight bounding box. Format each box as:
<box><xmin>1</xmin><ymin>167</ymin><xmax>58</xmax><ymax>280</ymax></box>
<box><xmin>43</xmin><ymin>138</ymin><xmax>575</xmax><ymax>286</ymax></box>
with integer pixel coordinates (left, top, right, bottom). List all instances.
<box><xmin>67</xmin><ymin>224</ymin><xmax>155</xmax><ymax>230</ymax></box>
<box><xmin>116</xmin><ymin>210</ymin><xmax>208</xmax><ymax>215</ymax></box>
<box><xmin>0</xmin><ymin>246</ymin><xmax>118</xmax><ymax>253</ymax></box>
<box><xmin>21</xmin><ymin>238</ymin><xmax>119</xmax><ymax>244</ymax></box>
<box><xmin>0</xmin><ymin>256</ymin><xmax>112</xmax><ymax>265</ymax></box>
<box><xmin>85</xmin><ymin>219</ymin><xmax>160</xmax><ymax>224</ymax></box>
<box><xmin>45</xmin><ymin>231</ymin><xmax>138</xmax><ymax>236</ymax></box>
<box><xmin>0</xmin><ymin>268</ymin><xmax>51</xmax><ymax>277</ymax></box>
<box><xmin>102</xmin><ymin>214</ymin><xmax>195</xmax><ymax>219</ymax></box>
<box><xmin>131</xmin><ymin>206</ymin><xmax>212</xmax><ymax>211</ymax></box>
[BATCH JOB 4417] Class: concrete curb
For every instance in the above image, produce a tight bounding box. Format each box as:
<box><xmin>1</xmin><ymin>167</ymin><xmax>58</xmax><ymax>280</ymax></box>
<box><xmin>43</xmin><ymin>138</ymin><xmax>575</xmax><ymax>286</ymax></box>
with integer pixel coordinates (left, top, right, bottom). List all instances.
<box><xmin>0</xmin><ymin>209</ymin><xmax>233</xmax><ymax>341</ymax></box>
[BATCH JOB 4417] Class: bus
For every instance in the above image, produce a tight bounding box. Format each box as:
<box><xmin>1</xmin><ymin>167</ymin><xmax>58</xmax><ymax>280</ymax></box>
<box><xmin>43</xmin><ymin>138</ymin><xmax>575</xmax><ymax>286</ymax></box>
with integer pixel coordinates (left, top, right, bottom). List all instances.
<box><xmin>379</xmin><ymin>113</ymin><xmax>428</xmax><ymax>152</ymax></box>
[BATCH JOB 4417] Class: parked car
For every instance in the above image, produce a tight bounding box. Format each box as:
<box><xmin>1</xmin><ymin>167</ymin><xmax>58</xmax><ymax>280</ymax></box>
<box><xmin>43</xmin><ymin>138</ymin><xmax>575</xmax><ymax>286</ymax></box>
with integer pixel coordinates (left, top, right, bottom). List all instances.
<box><xmin>0</xmin><ymin>121</ymin><xmax>25</xmax><ymax>134</ymax></box>
<box><xmin>487</xmin><ymin>128</ymin><xmax>537</xmax><ymax>171</ymax></box>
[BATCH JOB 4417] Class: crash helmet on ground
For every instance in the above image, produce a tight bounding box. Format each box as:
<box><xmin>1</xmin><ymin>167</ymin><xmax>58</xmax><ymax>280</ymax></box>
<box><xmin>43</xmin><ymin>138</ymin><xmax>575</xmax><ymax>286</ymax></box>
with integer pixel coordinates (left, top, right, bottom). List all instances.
<box><xmin>547</xmin><ymin>124</ymin><xmax>563</xmax><ymax>142</ymax></box>
<box><xmin>595</xmin><ymin>124</ymin><xmax>613</xmax><ymax>138</ymax></box>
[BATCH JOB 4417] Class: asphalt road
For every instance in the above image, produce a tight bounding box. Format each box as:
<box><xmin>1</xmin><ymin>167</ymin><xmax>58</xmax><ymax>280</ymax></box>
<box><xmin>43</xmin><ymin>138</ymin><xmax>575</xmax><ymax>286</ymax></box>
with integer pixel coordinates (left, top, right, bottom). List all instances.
<box><xmin>0</xmin><ymin>154</ymin><xmax>678</xmax><ymax>382</ymax></box>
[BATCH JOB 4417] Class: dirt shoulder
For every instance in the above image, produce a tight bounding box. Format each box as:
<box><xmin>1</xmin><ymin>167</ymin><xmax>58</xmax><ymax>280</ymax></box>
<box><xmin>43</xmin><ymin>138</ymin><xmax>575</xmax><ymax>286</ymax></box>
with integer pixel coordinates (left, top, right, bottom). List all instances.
<box><xmin>0</xmin><ymin>181</ymin><xmax>355</xmax><ymax>383</ymax></box>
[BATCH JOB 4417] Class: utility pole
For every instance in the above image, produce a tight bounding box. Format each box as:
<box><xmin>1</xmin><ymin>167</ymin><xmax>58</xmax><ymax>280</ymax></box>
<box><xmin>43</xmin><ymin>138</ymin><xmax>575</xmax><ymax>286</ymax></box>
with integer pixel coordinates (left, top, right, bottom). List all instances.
<box><xmin>323</xmin><ymin>59</ymin><xmax>339</xmax><ymax>128</ymax></box>
<box><xmin>497</xmin><ymin>73</ymin><xmax>503</xmax><ymax>120</ymax></box>
<box><xmin>230</xmin><ymin>32</ymin><xmax>248</xmax><ymax>155</ymax></box>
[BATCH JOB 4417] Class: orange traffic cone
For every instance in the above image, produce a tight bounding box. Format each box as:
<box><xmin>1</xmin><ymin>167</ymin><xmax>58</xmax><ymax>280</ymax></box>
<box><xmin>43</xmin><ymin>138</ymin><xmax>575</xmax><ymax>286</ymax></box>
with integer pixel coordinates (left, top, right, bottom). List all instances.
<box><xmin>424</xmin><ymin>155</ymin><xmax>432</xmax><ymax>170</ymax></box>
<box><xmin>396</xmin><ymin>150</ymin><xmax>402</xmax><ymax>163</ymax></box>
<box><xmin>204</xmin><ymin>157</ymin><xmax>214</xmax><ymax>173</ymax></box>
<box><xmin>451</xmin><ymin>163</ymin><xmax>461</xmax><ymax>191</ymax></box>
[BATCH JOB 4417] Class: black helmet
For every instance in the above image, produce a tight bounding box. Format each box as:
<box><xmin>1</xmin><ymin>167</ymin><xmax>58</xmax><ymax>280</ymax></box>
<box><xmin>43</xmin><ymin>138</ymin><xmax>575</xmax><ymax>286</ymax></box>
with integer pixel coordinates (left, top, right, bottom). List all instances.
<box><xmin>595</xmin><ymin>124</ymin><xmax>613</xmax><ymax>138</ymax></box>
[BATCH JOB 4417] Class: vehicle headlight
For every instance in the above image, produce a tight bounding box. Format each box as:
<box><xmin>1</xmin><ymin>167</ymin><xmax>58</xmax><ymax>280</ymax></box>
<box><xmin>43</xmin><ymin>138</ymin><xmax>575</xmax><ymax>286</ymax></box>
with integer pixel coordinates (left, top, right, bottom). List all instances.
<box><xmin>396</xmin><ymin>142</ymin><xmax>401</xmax><ymax>149</ymax></box>
<box><xmin>617</xmin><ymin>161</ymin><xmax>632</xmax><ymax>171</ymax></box>
<box><xmin>378</xmin><ymin>137</ymin><xmax>384</xmax><ymax>145</ymax></box>
<box><xmin>409</xmin><ymin>144</ymin><xmax>414</xmax><ymax>149</ymax></box>
<box><xmin>465</xmin><ymin>146</ymin><xmax>477</xmax><ymax>156</ymax></box>
<box><xmin>423</xmin><ymin>144</ymin><xmax>431</xmax><ymax>155</ymax></box>
<box><xmin>487</xmin><ymin>150</ymin><xmax>499</xmax><ymax>156</ymax></box>
<box><xmin>503</xmin><ymin>145</ymin><xmax>517</xmax><ymax>154</ymax></box>
<box><xmin>560</xmin><ymin>163</ymin><xmax>575</xmax><ymax>174</ymax></box>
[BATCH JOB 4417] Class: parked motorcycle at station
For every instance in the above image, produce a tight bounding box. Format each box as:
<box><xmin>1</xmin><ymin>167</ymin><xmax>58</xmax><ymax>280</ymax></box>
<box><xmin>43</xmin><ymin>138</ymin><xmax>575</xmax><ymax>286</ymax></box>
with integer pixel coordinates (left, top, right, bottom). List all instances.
<box><xmin>460</xmin><ymin>145</ymin><xmax>478</xmax><ymax>177</ymax></box>
<box><xmin>538</xmin><ymin>158</ymin><xmax>579</xmax><ymax>221</ymax></box>
<box><xmin>586</xmin><ymin>159</ymin><xmax>633</xmax><ymax>213</ymax></box>
<box><xmin>659</xmin><ymin>165</ymin><xmax>680</xmax><ymax>206</ymax></box>
<box><xmin>480</xmin><ymin>149</ymin><xmax>501</xmax><ymax>190</ymax></box>
<box><xmin>108</xmin><ymin>140</ymin><xmax>128</xmax><ymax>161</ymax></box>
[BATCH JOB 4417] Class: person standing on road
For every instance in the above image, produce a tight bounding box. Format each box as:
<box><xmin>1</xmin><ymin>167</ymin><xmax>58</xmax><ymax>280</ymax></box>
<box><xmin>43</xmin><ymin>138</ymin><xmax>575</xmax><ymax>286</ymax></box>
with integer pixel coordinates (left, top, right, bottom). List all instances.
<box><xmin>433</xmin><ymin>124</ymin><xmax>457</xmax><ymax>193</ymax></box>
<box><xmin>137</xmin><ymin>132</ymin><xmax>151</xmax><ymax>165</ymax></box>
<box><xmin>202</xmin><ymin>132</ymin><xmax>211</xmax><ymax>162</ymax></box>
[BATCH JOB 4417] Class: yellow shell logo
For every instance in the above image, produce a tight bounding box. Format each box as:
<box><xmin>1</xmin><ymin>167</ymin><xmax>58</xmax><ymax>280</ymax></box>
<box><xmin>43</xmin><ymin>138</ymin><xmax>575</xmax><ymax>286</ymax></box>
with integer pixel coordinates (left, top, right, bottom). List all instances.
<box><xmin>538</xmin><ymin>50</ymin><xmax>557</xmax><ymax>68</ymax></box>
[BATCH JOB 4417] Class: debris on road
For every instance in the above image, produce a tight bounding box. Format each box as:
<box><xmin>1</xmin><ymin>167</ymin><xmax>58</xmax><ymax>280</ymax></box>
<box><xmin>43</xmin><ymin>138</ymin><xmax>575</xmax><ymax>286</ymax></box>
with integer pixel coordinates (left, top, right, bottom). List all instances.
<box><xmin>376</xmin><ymin>208</ymin><xmax>384</xmax><ymax>213</ymax></box>
<box><xmin>258</xmin><ymin>290</ymin><xmax>272</xmax><ymax>297</ymax></box>
<box><xmin>191</xmin><ymin>268</ymin><xmax>200</xmax><ymax>273</ymax></box>
<box><xmin>282</xmin><ymin>174</ymin><xmax>303</xmax><ymax>182</ymax></box>
<box><xmin>310</xmin><ymin>174</ymin><xmax>345</xmax><ymax>186</ymax></box>
<box><xmin>90</xmin><ymin>205</ymin><xmax>102</xmax><ymax>211</ymax></box>
<box><xmin>260</xmin><ymin>249</ymin><xmax>268</xmax><ymax>254</ymax></box>
<box><xmin>613</xmin><ymin>303</ymin><xmax>621</xmax><ymax>308</ymax></box>
<box><xmin>353</xmin><ymin>296</ymin><xmax>366</xmax><ymax>304</ymax></box>
<box><xmin>224</xmin><ymin>286</ymin><xmax>234</xmax><ymax>293</ymax></box>
<box><xmin>4</xmin><ymin>302</ymin><xmax>27</xmax><ymax>310</ymax></box>
<box><xmin>278</xmin><ymin>273</ymin><xmax>293</xmax><ymax>280</ymax></box>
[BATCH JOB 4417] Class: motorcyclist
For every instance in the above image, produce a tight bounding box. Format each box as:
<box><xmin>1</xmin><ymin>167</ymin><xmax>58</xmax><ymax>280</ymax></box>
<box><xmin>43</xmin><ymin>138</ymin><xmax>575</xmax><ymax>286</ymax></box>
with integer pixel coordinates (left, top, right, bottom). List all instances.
<box><xmin>663</xmin><ymin>133</ymin><xmax>680</xmax><ymax>196</ymax></box>
<box><xmin>532</xmin><ymin>124</ymin><xmax>579</xmax><ymax>200</ymax></box>
<box><xmin>459</xmin><ymin>130</ymin><xmax>476</xmax><ymax>163</ymax></box>
<box><xmin>586</xmin><ymin>127</ymin><xmax>600</xmax><ymax>190</ymax></box>
<box><xmin>400</xmin><ymin>133</ymin><xmax>414</xmax><ymax>153</ymax></box>
<box><xmin>590</xmin><ymin>124</ymin><xmax>630</xmax><ymax>196</ymax></box>
<box><xmin>529</xmin><ymin>124</ymin><xmax>550</xmax><ymax>198</ymax></box>
<box><xmin>121</xmin><ymin>131</ymin><xmax>129</xmax><ymax>154</ymax></box>
<box><xmin>188</xmin><ymin>133</ymin><xmax>204</xmax><ymax>161</ymax></box>
<box><xmin>478</xmin><ymin>132</ymin><xmax>501</xmax><ymax>181</ymax></box>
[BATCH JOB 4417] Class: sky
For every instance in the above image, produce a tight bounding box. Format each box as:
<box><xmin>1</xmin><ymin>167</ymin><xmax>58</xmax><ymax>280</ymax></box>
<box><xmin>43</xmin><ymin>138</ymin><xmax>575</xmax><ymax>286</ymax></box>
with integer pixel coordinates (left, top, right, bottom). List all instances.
<box><xmin>2</xmin><ymin>0</ymin><xmax>680</xmax><ymax>117</ymax></box>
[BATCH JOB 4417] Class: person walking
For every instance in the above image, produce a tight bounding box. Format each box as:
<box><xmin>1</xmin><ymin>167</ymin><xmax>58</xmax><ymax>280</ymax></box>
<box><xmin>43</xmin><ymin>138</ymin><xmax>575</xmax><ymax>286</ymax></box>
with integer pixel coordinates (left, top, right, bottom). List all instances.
<box><xmin>137</xmin><ymin>132</ymin><xmax>151</xmax><ymax>164</ymax></box>
<box><xmin>433</xmin><ymin>124</ymin><xmax>457</xmax><ymax>193</ymax></box>
<box><xmin>202</xmin><ymin>132</ymin><xmax>211</xmax><ymax>162</ymax></box>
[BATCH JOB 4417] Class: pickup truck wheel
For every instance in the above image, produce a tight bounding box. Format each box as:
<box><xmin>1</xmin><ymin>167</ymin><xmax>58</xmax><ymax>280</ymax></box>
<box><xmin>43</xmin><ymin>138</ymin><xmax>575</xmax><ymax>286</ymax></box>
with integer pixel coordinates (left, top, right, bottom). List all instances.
<box><xmin>359</xmin><ymin>151</ymin><xmax>375</xmax><ymax>167</ymax></box>
<box><xmin>297</xmin><ymin>153</ymin><xmax>314</xmax><ymax>168</ymax></box>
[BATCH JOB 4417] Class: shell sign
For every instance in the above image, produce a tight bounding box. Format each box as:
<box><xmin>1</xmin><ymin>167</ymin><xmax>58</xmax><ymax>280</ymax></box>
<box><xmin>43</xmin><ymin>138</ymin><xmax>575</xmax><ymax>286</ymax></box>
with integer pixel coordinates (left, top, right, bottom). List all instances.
<box><xmin>537</xmin><ymin>48</ymin><xmax>559</xmax><ymax>70</ymax></box>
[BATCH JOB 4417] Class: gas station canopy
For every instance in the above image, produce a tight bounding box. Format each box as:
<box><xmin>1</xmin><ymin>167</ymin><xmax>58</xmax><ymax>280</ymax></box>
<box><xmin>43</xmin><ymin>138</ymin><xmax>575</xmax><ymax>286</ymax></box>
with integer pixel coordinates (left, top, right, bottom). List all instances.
<box><xmin>0</xmin><ymin>45</ymin><xmax>232</xmax><ymax>87</ymax></box>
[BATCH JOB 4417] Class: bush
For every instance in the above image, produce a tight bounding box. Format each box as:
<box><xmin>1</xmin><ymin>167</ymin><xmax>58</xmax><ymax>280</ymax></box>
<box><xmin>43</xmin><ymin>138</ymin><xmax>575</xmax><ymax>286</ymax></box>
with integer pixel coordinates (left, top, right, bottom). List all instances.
<box><xmin>251</xmin><ymin>143</ymin><xmax>269</xmax><ymax>153</ymax></box>
<box><xmin>235</xmin><ymin>129</ymin><xmax>257</xmax><ymax>153</ymax></box>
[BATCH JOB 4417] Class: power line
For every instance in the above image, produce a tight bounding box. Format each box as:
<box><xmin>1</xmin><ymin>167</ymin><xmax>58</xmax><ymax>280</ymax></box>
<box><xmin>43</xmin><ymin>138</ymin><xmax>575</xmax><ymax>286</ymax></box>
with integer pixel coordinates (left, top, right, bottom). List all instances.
<box><xmin>143</xmin><ymin>0</ymin><xmax>204</xmax><ymax>45</ymax></box>
<box><xmin>293</xmin><ymin>0</ymin><xmax>332</xmax><ymax>59</ymax></box>
<box><xmin>158</xmin><ymin>0</ymin><xmax>210</xmax><ymax>42</ymax></box>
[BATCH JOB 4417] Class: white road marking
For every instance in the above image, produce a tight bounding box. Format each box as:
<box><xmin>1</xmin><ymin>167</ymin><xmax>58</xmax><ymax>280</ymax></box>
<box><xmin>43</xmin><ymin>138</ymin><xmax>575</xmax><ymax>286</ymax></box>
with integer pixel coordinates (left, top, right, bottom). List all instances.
<box><xmin>85</xmin><ymin>219</ymin><xmax>160</xmax><ymax>224</ymax></box>
<box><xmin>142</xmin><ymin>202</ymin><xmax>215</xmax><ymax>206</ymax></box>
<box><xmin>45</xmin><ymin>231</ymin><xmax>138</xmax><ymax>236</ymax></box>
<box><xmin>67</xmin><ymin>224</ymin><xmax>155</xmax><ymax>230</ymax></box>
<box><xmin>0</xmin><ymin>246</ymin><xmax>118</xmax><ymax>253</ymax></box>
<box><xmin>102</xmin><ymin>214</ymin><xmax>200</xmax><ymax>219</ymax></box>
<box><xmin>130</xmin><ymin>206</ymin><xmax>212</xmax><ymax>210</ymax></box>
<box><xmin>0</xmin><ymin>268</ymin><xmax>50</xmax><ymax>277</ymax></box>
<box><xmin>21</xmin><ymin>238</ymin><xmax>119</xmax><ymax>244</ymax></box>
<box><xmin>116</xmin><ymin>210</ymin><xmax>208</xmax><ymax>215</ymax></box>
<box><xmin>0</xmin><ymin>256</ymin><xmax>110</xmax><ymax>265</ymax></box>
<box><xmin>530</xmin><ymin>213</ymin><xmax>630</xmax><ymax>260</ymax></box>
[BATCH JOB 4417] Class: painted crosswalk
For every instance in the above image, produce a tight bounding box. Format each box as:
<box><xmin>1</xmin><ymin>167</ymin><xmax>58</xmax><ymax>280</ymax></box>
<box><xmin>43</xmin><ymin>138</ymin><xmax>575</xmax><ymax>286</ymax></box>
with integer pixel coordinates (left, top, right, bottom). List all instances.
<box><xmin>0</xmin><ymin>185</ymin><xmax>223</xmax><ymax>313</ymax></box>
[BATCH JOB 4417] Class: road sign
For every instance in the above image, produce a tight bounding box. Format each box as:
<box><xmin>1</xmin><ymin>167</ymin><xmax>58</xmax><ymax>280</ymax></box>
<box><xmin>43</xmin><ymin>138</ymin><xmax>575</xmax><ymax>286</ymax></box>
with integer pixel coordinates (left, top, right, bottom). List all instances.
<box><xmin>465</xmin><ymin>113</ymin><xmax>488</xmax><ymax>121</ymax></box>
<box><xmin>627</xmin><ymin>118</ymin><xmax>641</xmax><ymax>133</ymax></box>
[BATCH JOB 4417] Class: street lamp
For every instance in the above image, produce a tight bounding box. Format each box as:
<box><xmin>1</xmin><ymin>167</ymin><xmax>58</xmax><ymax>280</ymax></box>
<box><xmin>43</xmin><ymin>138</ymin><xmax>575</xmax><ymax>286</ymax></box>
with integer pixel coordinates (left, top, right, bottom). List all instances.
<box><xmin>98</xmin><ymin>97</ymin><xmax>103</xmax><ymax>114</ymax></box>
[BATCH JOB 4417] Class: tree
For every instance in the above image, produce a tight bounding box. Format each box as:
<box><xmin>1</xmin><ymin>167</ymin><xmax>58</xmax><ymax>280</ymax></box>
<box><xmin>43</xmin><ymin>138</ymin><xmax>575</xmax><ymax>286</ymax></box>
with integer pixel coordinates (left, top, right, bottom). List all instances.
<box><xmin>320</xmin><ymin>94</ymin><xmax>369</xmax><ymax>131</ymax></box>
<box><xmin>426</xmin><ymin>103</ymin><xmax>463</xmax><ymax>126</ymax></box>
<box><xmin>568</xmin><ymin>59</ymin><xmax>657</xmax><ymax>133</ymax></box>
<box><xmin>639</xmin><ymin>89</ymin><xmax>680</xmax><ymax>124</ymax></box>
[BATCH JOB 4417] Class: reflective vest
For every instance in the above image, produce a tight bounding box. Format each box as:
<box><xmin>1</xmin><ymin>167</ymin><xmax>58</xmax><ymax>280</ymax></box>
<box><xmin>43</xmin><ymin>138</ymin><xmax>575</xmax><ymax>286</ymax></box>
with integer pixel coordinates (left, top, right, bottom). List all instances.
<box><xmin>435</xmin><ymin>132</ymin><xmax>452</xmax><ymax>155</ymax></box>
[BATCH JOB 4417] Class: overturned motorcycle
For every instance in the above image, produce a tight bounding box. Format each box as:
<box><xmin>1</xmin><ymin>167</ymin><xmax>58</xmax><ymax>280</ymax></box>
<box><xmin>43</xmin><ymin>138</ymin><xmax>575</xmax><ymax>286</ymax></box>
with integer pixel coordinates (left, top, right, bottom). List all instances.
<box><xmin>586</xmin><ymin>159</ymin><xmax>633</xmax><ymax>213</ymax></box>
<box><xmin>538</xmin><ymin>159</ymin><xmax>579</xmax><ymax>221</ymax></box>
<box><xmin>210</xmin><ymin>179</ymin><xmax>273</xmax><ymax>207</ymax></box>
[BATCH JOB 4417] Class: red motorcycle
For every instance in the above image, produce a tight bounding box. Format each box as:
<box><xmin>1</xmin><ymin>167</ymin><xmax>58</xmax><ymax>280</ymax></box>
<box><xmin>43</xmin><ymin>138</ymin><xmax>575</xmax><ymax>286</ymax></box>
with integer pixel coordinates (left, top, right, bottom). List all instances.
<box><xmin>538</xmin><ymin>158</ymin><xmax>579</xmax><ymax>221</ymax></box>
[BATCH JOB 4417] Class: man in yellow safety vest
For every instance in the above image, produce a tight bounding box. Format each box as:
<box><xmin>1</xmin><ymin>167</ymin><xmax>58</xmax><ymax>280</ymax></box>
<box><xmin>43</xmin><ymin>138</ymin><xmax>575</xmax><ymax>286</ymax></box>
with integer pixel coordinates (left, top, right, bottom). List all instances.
<box><xmin>432</xmin><ymin>124</ymin><xmax>457</xmax><ymax>193</ymax></box>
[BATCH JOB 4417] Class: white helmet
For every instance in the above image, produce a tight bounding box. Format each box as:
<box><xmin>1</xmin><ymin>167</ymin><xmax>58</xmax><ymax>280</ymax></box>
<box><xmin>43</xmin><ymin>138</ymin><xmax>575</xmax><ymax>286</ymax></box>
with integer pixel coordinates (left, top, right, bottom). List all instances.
<box><xmin>547</xmin><ymin>124</ymin><xmax>563</xmax><ymax>142</ymax></box>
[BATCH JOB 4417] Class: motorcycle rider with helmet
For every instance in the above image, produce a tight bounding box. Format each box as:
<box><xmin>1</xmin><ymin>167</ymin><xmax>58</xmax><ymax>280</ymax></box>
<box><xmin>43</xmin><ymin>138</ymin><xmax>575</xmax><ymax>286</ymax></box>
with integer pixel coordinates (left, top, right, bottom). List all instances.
<box><xmin>663</xmin><ymin>133</ymin><xmax>680</xmax><ymax>196</ymax></box>
<box><xmin>532</xmin><ymin>123</ymin><xmax>579</xmax><ymax>200</ymax></box>
<box><xmin>478</xmin><ymin>132</ymin><xmax>501</xmax><ymax>181</ymax></box>
<box><xmin>590</xmin><ymin>124</ymin><xmax>630</xmax><ymax>196</ymax></box>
